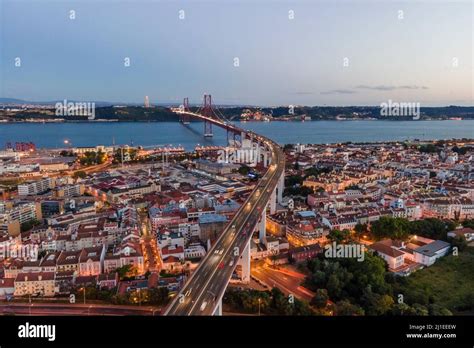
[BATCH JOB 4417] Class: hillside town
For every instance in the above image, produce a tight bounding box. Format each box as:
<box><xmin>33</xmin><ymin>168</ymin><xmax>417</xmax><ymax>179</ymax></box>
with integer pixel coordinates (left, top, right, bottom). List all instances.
<box><xmin>0</xmin><ymin>138</ymin><xmax>473</xmax><ymax>315</ymax></box>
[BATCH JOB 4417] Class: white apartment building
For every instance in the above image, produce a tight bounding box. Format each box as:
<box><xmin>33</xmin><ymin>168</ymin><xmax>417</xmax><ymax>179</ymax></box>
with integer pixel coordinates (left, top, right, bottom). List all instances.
<box><xmin>184</xmin><ymin>243</ymin><xmax>206</xmax><ymax>259</ymax></box>
<box><xmin>18</xmin><ymin>177</ymin><xmax>53</xmax><ymax>196</ymax></box>
<box><xmin>0</xmin><ymin>202</ymin><xmax>40</xmax><ymax>234</ymax></box>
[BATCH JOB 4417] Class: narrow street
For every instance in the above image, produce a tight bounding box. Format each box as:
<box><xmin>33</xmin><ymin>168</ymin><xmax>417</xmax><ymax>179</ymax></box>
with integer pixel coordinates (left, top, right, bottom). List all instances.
<box><xmin>138</xmin><ymin>210</ymin><xmax>162</xmax><ymax>273</ymax></box>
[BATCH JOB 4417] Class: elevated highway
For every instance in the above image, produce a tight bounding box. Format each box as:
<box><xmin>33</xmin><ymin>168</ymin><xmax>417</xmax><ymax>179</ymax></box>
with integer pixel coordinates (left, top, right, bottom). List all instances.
<box><xmin>164</xmin><ymin>110</ymin><xmax>285</xmax><ymax>316</ymax></box>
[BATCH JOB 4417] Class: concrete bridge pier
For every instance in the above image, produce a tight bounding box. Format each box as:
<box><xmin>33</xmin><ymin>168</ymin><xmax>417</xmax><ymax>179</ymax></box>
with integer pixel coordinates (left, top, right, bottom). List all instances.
<box><xmin>238</xmin><ymin>240</ymin><xmax>251</xmax><ymax>283</ymax></box>
<box><xmin>259</xmin><ymin>209</ymin><xmax>267</xmax><ymax>244</ymax></box>
<box><xmin>204</xmin><ymin>120</ymin><xmax>213</xmax><ymax>137</ymax></box>
<box><xmin>213</xmin><ymin>298</ymin><xmax>223</xmax><ymax>316</ymax></box>
<box><xmin>269</xmin><ymin>189</ymin><xmax>277</xmax><ymax>214</ymax></box>
<box><xmin>277</xmin><ymin>173</ymin><xmax>284</xmax><ymax>204</ymax></box>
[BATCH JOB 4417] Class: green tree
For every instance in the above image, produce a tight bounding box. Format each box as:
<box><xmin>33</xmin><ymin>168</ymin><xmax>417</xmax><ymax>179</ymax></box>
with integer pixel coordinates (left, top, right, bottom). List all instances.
<box><xmin>20</xmin><ymin>219</ymin><xmax>41</xmax><ymax>232</ymax></box>
<box><xmin>412</xmin><ymin>303</ymin><xmax>429</xmax><ymax>316</ymax></box>
<box><xmin>113</xmin><ymin>148</ymin><xmax>138</xmax><ymax>164</ymax></box>
<box><xmin>293</xmin><ymin>299</ymin><xmax>314</xmax><ymax>315</ymax></box>
<box><xmin>452</xmin><ymin>146</ymin><xmax>469</xmax><ymax>155</ymax></box>
<box><xmin>59</xmin><ymin>150</ymin><xmax>74</xmax><ymax>157</ymax></box>
<box><xmin>148</xmin><ymin>287</ymin><xmax>170</xmax><ymax>305</ymax></box>
<box><xmin>311</xmin><ymin>289</ymin><xmax>329</xmax><ymax>309</ymax></box>
<box><xmin>72</xmin><ymin>170</ymin><xmax>87</xmax><ymax>180</ymax></box>
<box><xmin>96</xmin><ymin>150</ymin><xmax>107</xmax><ymax>164</ymax></box>
<box><xmin>270</xmin><ymin>288</ymin><xmax>293</xmax><ymax>315</ymax></box>
<box><xmin>390</xmin><ymin>303</ymin><xmax>418</xmax><ymax>315</ymax></box>
<box><xmin>462</xmin><ymin>219</ymin><xmax>474</xmax><ymax>230</ymax></box>
<box><xmin>304</xmin><ymin>167</ymin><xmax>331</xmax><ymax>179</ymax></box>
<box><xmin>371</xmin><ymin>216</ymin><xmax>410</xmax><ymax>241</ymax></box>
<box><xmin>334</xmin><ymin>300</ymin><xmax>365</xmax><ymax>316</ymax></box>
<box><xmin>284</xmin><ymin>185</ymin><xmax>314</xmax><ymax>197</ymax></box>
<box><xmin>409</xmin><ymin>218</ymin><xmax>449</xmax><ymax>240</ymax></box>
<box><xmin>115</xmin><ymin>264</ymin><xmax>133</xmax><ymax>280</ymax></box>
<box><xmin>418</xmin><ymin>144</ymin><xmax>438</xmax><ymax>153</ymax></box>
<box><xmin>326</xmin><ymin>274</ymin><xmax>342</xmax><ymax>298</ymax></box>
<box><xmin>327</xmin><ymin>229</ymin><xmax>350</xmax><ymax>244</ymax></box>
<box><xmin>238</xmin><ymin>166</ymin><xmax>251</xmax><ymax>176</ymax></box>
<box><xmin>354</xmin><ymin>223</ymin><xmax>368</xmax><ymax>241</ymax></box>
<box><xmin>428</xmin><ymin>304</ymin><xmax>453</xmax><ymax>316</ymax></box>
<box><xmin>285</xmin><ymin>175</ymin><xmax>303</xmax><ymax>187</ymax></box>
<box><xmin>449</xmin><ymin>235</ymin><xmax>468</xmax><ymax>252</ymax></box>
<box><xmin>362</xmin><ymin>287</ymin><xmax>394</xmax><ymax>315</ymax></box>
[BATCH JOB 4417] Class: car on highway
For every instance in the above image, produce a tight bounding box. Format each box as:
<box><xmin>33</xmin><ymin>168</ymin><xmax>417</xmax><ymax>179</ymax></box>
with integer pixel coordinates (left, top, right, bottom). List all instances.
<box><xmin>229</xmin><ymin>260</ymin><xmax>234</xmax><ymax>267</ymax></box>
<box><xmin>200</xmin><ymin>301</ymin><xmax>208</xmax><ymax>311</ymax></box>
<box><xmin>218</xmin><ymin>261</ymin><xmax>225</xmax><ymax>269</ymax></box>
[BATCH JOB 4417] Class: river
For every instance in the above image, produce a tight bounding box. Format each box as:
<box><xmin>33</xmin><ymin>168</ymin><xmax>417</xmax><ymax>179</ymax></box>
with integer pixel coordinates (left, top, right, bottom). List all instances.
<box><xmin>0</xmin><ymin>120</ymin><xmax>472</xmax><ymax>150</ymax></box>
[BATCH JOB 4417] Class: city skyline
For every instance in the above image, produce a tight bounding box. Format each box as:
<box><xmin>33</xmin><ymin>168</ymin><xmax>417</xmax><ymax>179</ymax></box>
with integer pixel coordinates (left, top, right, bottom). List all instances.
<box><xmin>0</xmin><ymin>0</ymin><xmax>472</xmax><ymax>106</ymax></box>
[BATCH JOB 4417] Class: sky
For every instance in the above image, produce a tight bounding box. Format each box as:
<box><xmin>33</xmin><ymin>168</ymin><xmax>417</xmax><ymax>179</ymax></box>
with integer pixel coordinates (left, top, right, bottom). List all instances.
<box><xmin>0</xmin><ymin>0</ymin><xmax>472</xmax><ymax>106</ymax></box>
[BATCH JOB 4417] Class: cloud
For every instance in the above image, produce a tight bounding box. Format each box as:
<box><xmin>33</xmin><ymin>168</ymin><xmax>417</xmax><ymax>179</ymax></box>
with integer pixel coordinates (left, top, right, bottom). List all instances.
<box><xmin>293</xmin><ymin>91</ymin><xmax>314</xmax><ymax>95</ymax></box>
<box><xmin>356</xmin><ymin>85</ymin><xmax>429</xmax><ymax>91</ymax></box>
<box><xmin>398</xmin><ymin>85</ymin><xmax>429</xmax><ymax>90</ymax></box>
<box><xmin>320</xmin><ymin>89</ymin><xmax>357</xmax><ymax>95</ymax></box>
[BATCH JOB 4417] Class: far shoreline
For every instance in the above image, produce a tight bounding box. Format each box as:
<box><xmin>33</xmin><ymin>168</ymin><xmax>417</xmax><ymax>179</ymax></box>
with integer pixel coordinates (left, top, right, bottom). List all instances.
<box><xmin>1</xmin><ymin>118</ymin><xmax>473</xmax><ymax>124</ymax></box>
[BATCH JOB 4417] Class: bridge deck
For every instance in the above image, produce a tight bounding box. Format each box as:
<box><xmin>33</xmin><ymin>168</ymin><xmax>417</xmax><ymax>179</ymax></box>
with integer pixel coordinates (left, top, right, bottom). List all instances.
<box><xmin>164</xmin><ymin>112</ymin><xmax>285</xmax><ymax>316</ymax></box>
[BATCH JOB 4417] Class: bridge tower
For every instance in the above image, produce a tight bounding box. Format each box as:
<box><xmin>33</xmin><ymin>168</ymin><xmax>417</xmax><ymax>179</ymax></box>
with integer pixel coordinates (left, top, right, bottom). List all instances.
<box><xmin>202</xmin><ymin>94</ymin><xmax>214</xmax><ymax>137</ymax></box>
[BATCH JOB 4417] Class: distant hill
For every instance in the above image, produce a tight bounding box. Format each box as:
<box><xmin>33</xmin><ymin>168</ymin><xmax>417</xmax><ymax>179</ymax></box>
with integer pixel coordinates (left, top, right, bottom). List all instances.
<box><xmin>1</xmin><ymin>102</ymin><xmax>473</xmax><ymax>122</ymax></box>
<box><xmin>212</xmin><ymin>105</ymin><xmax>474</xmax><ymax>121</ymax></box>
<box><xmin>94</xmin><ymin>106</ymin><xmax>178</xmax><ymax>121</ymax></box>
<box><xmin>0</xmin><ymin>98</ymin><xmax>33</xmax><ymax>104</ymax></box>
<box><xmin>0</xmin><ymin>105</ymin><xmax>179</xmax><ymax>122</ymax></box>
<box><xmin>0</xmin><ymin>98</ymin><xmax>182</xmax><ymax>107</ymax></box>
<box><xmin>0</xmin><ymin>98</ymin><xmax>114</xmax><ymax>107</ymax></box>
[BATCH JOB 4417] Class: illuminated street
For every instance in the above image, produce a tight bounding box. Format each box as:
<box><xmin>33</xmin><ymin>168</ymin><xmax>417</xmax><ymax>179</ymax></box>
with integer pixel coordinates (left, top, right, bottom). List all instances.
<box><xmin>251</xmin><ymin>261</ymin><xmax>314</xmax><ymax>302</ymax></box>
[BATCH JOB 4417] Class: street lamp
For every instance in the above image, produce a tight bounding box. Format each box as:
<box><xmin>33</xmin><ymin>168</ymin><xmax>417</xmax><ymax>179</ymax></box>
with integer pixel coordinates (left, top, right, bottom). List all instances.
<box><xmin>80</xmin><ymin>287</ymin><xmax>86</xmax><ymax>305</ymax></box>
<box><xmin>258</xmin><ymin>297</ymin><xmax>261</xmax><ymax>316</ymax></box>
